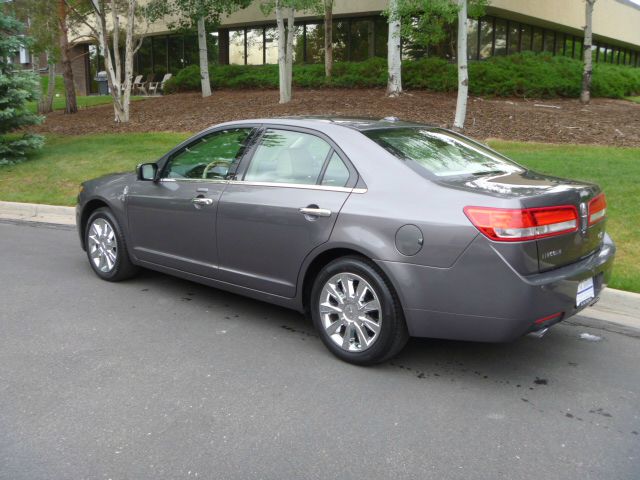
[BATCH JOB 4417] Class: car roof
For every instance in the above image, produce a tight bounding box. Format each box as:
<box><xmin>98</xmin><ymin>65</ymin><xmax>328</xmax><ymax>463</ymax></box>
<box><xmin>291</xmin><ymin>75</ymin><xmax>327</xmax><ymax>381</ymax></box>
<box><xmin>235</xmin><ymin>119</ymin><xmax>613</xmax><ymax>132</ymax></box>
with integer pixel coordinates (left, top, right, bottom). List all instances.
<box><xmin>217</xmin><ymin>116</ymin><xmax>432</xmax><ymax>132</ymax></box>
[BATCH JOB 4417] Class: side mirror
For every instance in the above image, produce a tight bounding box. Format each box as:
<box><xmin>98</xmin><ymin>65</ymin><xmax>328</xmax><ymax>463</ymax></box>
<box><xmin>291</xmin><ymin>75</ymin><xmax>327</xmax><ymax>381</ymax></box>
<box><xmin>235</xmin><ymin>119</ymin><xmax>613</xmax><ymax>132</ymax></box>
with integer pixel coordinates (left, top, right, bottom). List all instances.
<box><xmin>137</xmin><ymin>163</ymin><xmax>158</xmax><ymax>181</ymax></box>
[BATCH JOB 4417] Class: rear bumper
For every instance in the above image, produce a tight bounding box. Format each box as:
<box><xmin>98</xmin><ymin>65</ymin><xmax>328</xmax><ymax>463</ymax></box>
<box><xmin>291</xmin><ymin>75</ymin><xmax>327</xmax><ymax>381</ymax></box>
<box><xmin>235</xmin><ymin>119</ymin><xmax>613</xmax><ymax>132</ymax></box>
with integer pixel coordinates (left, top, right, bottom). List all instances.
<box><xmin>376</xmin><ymin>233</ymin><xmax>616</xmax><ymax>343</ymax></box>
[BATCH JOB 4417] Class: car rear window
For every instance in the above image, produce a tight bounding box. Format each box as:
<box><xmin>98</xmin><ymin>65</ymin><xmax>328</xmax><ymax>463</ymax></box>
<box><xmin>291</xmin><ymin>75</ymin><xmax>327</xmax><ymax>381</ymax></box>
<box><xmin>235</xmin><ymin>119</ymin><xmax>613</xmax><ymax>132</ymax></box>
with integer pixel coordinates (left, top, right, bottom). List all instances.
<box><xmin>364</xmin><ymin>127</ymin><xmax>523</xmax><ymax>177</ymax></box>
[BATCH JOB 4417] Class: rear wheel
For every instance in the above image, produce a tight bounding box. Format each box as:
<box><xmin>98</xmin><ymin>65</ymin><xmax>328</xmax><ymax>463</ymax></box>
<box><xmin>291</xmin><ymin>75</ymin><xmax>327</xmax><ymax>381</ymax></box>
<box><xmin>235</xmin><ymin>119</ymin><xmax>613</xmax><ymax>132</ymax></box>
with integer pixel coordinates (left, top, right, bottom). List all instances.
<box><xmin>85</xmin><ymin>207</ymin><xmax>139</xmax><ymax>282</ymax></box>
<box><xmin>310</xmin><ymin>256</ymin><xmax>408</xmax><ymax>365</ymax></box>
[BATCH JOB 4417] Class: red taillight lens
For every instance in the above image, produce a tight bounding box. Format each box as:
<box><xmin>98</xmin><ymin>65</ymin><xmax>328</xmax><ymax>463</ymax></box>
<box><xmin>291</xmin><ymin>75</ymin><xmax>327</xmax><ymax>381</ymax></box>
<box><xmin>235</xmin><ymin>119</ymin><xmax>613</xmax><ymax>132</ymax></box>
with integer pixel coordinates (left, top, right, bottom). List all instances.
<box><xmin>588</xmin><ymin>193</ymin><xmax>607</xmax><ymax>225</ymax></box>
<box><xmin>464</xmin><ymin>205</ymin><xmax>578</xmax><ymax>242</ymax></box>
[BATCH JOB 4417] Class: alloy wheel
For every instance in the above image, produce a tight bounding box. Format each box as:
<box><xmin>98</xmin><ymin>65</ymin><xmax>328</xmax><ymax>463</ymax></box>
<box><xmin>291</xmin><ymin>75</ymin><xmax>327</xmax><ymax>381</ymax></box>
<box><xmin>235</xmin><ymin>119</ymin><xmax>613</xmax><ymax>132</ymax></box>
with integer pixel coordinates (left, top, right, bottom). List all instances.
<box><xmin>87</xmin><ymin>218</ymin><xmax>118</xmax><ymax>273</ymax></box>
<box><xmin>319</xmin><ymin>273</ymin><xmax>382</xmax><ymax>352</ymax></box>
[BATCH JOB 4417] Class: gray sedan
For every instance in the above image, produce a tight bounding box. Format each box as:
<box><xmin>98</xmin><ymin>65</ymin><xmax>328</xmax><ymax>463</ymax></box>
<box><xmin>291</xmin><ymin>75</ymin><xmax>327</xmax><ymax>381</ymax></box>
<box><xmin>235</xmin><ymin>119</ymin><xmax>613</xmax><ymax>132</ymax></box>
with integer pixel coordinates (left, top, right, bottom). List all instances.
<box><xmin>76</xmin><ymin>117</ymin><xmax>615</xmax><ymax>365</ymax></box>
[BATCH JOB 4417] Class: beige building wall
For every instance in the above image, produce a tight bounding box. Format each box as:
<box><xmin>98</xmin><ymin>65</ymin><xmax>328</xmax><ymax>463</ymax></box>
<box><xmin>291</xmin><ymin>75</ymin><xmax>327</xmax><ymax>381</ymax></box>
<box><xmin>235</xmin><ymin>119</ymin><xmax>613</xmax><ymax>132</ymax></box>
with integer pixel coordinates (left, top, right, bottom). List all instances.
<box><xmin>217</xmin><ymin>0</ymin><xmax>640</xmax><ymax>48</ymax></box>
<box><xmin>487</xmin><ymin>0</ymin><xmax>640</xmax><ymax>48</ymax></box>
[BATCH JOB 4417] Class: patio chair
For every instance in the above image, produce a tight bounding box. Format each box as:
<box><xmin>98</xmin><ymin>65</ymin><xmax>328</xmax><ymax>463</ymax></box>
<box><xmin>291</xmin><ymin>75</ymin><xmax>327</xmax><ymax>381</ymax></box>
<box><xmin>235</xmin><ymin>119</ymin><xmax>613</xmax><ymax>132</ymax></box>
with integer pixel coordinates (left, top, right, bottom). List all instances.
<box><xmin>131</xmin><ymin>75</ymin><xmax>144</xmax><ymax>95</ymax></box>
<box><xmin>138</xmin><ymin>73</ymin><xmax>155</xmax><ymax>96</ymax></box>
<box><xmin>148</xmin><ymin>73</ymin><xmax>172</xmax><ymax>95</ymax></box>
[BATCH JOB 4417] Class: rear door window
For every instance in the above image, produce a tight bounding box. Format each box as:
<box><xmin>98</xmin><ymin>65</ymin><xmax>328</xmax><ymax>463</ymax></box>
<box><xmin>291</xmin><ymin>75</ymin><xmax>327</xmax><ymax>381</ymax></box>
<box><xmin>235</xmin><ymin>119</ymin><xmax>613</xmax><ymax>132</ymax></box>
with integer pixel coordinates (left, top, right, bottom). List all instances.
<box><xmin>244</xmin><ymin>129</ymin><xmax>331</xmax><ymax>185</ymax></box>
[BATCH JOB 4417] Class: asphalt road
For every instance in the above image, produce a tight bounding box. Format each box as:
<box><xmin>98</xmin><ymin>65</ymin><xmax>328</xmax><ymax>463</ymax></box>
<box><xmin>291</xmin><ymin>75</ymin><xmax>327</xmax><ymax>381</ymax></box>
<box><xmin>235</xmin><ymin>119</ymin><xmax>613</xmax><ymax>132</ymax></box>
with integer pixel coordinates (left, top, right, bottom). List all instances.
<box><xmin>1</xmin><ymin>221</ymin><xmax>638</xmax><ymax>480</ymax></box>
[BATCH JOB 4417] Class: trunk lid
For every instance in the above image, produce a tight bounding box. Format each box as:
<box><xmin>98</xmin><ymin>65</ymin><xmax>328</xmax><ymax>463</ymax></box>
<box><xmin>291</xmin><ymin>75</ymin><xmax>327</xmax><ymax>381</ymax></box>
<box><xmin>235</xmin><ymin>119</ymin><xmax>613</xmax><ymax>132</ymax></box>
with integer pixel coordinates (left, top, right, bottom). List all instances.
<box><xmin>440</xmin><ymin>170</ymin><xmax>606</xmax><ymax>272</ymax></box>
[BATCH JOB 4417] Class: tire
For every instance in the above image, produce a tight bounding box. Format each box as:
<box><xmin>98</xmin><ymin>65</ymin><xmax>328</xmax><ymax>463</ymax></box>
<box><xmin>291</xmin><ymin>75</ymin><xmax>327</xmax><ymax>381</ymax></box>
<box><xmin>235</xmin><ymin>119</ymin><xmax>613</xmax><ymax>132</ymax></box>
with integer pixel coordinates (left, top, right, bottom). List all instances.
<box><xmin>310</xmin><ymin>256</ymin><xmax>409</xmax><ymax>365</ymax></box>
<box><xmin>85</xmin><ymin>207</ymin><xmax>139</xmax><ymax>282</ymax></box>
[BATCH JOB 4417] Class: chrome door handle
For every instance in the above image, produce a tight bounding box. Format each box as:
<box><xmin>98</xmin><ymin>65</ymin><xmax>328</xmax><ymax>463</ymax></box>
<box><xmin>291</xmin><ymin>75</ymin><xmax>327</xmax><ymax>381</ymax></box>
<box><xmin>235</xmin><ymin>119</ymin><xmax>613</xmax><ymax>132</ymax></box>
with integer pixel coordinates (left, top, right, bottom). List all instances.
<box><xmin>299</xmin><ymin>207</ymin><xmax>332</xmax><ymax>217</ymax></box>
<box><xmin>192</xmin><ymin>197</ymin><xmax>214</xmax><ymax>206</ymax></box>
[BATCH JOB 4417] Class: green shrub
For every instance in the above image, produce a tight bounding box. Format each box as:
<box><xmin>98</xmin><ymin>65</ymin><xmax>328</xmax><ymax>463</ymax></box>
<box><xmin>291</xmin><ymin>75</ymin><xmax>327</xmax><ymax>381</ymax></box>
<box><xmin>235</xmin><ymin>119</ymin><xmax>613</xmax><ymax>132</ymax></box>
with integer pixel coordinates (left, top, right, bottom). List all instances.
<box><xmin>164</xmin><ymin>52</ymin><xmax>640</xmax><ymax>99</ymax></box>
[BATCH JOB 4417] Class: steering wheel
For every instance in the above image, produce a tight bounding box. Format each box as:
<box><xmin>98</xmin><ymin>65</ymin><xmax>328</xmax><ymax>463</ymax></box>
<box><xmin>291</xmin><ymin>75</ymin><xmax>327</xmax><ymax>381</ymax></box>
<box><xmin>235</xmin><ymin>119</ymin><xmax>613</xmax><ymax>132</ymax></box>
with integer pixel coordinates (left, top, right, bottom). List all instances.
<box><xmin>202</xmin><ymin>160</ymin><xmax>231</xmax><ymax>179</ymax></box>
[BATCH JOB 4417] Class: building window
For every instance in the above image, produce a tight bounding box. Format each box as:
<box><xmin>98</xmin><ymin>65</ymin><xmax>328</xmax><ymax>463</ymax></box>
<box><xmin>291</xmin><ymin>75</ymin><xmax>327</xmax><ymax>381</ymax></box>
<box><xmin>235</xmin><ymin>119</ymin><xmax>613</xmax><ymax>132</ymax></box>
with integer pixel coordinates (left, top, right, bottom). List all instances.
<box><xmin>373</xmin><ymin>16</ymin><xmax>388</xmax><ymax>57</ymax></box>
<box><xmin>168</xmin><ymin>35</ymin><xmax>184</xmax><ymax>73</ymax></box>
<box><xmin>467</xmin><ymin>18</ymin><xmax>479</xmax><ymax>60</ymax></box>
<box><xmin>152</xmin><ymin>36</ymin><xmax>168</xmax><ymax>74</ymax></box>
<box><xmin>264</xmin><ymin>27</ymin><xmax>278</xmax><ymax>64</ymax></box>
<box><xmin>304</xmin><ymin>23</ymin><xmax>324</xmax><ymax>64</ymax></box>
<box><xmin>246</xmin><ymin>28</ymin><xmax>264</xmax><ymax>65</ymax></box>
<box><xmin>333</xmin><ymin>20</ymin><xmax>349</xmax><ymax>62</ymax></box>
<box><xmin>507</xmin><ymin>22</ymin><xmax>519</xmax><ymax>54</ymax></box>
<box><xmin>494</xmin><ymin>18</ymin><xmax>507</xmax><ymax>55</ymax></box>
<box><xmin>520</xmin><ymin>24</ymin><xmax>532</xmax><ymax>52</ymax></box>
<box><xmin>229</xmin><ymin>29</ymin><xmax>245</xmax><ymax>64</ymax></box>
<box><xmin>350</xmin><ymin>19</ymin><xmax>374</xmax><ymax>61</ymax></box>
<box><xmin>479</xmin><ymin>17</ymin><xmax>493</xmax><ymax>59</ymax></box>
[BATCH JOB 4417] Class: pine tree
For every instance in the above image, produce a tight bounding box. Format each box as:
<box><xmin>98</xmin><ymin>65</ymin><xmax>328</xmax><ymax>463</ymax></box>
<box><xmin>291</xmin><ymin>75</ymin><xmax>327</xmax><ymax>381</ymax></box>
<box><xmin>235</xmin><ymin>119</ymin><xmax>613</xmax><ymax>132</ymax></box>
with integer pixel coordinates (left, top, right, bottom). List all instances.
<box><xmin>0</xmin><ymin>12</ymin><xmax>44</xmax><ymax>165</ymax></box>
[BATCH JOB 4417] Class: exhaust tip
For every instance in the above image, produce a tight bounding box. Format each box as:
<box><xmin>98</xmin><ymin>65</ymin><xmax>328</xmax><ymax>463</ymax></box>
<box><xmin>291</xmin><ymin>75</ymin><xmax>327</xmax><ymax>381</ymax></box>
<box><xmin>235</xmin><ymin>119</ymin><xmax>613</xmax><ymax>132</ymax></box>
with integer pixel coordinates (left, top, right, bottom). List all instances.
<box><xmin>528</xmin><ymin>328</ymin><xmax>549</xmax><ymax>339</ymax></box>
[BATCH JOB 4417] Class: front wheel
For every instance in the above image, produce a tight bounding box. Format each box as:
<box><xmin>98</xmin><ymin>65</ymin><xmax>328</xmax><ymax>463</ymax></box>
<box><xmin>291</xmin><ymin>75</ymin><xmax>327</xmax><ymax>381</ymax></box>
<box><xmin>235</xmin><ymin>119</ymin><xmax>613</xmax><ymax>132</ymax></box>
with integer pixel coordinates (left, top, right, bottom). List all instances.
<box><xmin>310</xmin><ymin>256</ymin><xmax>408</xmax><ymax>365</ymax></box>
<box><xmin>85</xmin><ymin>207</ymin><xmax>139</xmax><ymax>282</ymax></box>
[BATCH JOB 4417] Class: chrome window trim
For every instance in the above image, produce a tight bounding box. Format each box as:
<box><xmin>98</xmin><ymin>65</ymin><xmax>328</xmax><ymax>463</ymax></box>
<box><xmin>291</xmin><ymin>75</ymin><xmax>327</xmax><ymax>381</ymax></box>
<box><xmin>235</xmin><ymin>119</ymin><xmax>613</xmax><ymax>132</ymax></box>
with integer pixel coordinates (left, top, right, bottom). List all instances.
<box><xmin>159</xmin><ymin>178</ymin><xmax>229</xmax><ymax>184</ymax></box>
<box><xmin>159</xmin><ymin>178</ymin><xmax>367</xmax><ymax>193</ymax></box>
<box><xmin>227</xmin><ymin>180</ymin><xmax>367</xmax><ymax>194</ymax></box>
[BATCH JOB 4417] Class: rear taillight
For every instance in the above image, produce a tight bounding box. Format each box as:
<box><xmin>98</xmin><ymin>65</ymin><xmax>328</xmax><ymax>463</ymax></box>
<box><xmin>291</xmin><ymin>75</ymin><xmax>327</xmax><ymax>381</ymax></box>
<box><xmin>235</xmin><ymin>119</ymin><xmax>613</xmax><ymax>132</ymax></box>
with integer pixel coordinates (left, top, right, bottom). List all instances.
<box><xmin>588</xmin><ymin>193</ymin><xmax>607</xmax><ymax>225</ymax></box>
<box><xmin>464</xmin><ymin>205</ymin><xmax>578</xmax><ymax>242</ymax></box>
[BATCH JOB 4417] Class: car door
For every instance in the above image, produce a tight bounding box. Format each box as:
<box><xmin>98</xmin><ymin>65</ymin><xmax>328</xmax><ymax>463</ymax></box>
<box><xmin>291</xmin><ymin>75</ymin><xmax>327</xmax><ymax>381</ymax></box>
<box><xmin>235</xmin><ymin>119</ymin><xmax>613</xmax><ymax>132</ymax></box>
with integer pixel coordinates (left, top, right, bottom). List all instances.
<box><xmin>217</xmin><ymin>126</ymin><xmax>357</xmax><ymax>298</ymax></box>
<box><xmin>126</xmin><ymin>127</ymin><xmax>255</xmax><ymax>278</ymax></box>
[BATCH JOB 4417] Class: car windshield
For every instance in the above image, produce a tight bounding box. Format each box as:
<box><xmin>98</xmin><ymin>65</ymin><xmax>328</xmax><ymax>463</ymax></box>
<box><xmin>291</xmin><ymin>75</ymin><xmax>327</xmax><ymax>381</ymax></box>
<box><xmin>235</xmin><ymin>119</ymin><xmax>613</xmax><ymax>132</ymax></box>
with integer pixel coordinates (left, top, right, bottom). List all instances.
<box><xmin>364</xmin><ymin>127</ymin><xmax>523</xmax><ymax>177</ymax></box>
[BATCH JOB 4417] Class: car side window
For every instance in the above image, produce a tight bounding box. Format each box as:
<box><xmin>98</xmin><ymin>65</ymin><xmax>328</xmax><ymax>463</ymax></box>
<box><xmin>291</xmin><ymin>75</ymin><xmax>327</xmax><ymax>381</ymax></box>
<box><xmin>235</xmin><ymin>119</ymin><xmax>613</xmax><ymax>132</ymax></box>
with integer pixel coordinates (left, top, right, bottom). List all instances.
<box><xmin>320</xmin><ymin>152</ymin><xmax>350</xmax><ymax>187</ymax></box>
<box><xmin>164</xmin><ymin>128</ymin><xmax>252</xmax><ymax>180</ymax></box>
<box><xmin>244</xmin><ymin>129</ymin><xmax>331</xmax><ymax>185</ymax></box>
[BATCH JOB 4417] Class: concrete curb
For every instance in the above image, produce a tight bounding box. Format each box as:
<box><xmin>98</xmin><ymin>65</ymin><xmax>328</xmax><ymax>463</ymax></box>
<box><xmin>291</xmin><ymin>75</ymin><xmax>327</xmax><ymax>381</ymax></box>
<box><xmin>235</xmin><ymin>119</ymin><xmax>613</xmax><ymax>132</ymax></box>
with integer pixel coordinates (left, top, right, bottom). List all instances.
<box><xmin>1</xmin><ymin>200</ymin><xmax>638</xmax><ymax>332</ymax></box>
<box><xmin>0</xmin><ymin>200</ymin><xmax>75</xmax><ymax>226</ymax></box>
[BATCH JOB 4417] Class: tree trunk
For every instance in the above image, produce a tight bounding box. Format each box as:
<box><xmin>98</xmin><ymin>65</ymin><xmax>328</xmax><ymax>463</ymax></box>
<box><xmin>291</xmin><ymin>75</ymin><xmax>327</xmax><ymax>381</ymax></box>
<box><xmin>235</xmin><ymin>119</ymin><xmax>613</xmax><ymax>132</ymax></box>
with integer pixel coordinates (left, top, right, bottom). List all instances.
<box><xmin>387</xmin><ymin>0</ymin><xmax>402</xmax><ymax>97</ymax></box>
<box><xmin>58</xmin><ymin>0</ymin><xmax>77</xmax><ymax>114</ymax></box>
<box><xmin>453</xmin><ymin>0</ymin><xmax>468</xmax><ymax>131</ymax></box>
<box><xmin>197</xmin><ymin>16</ymin><xmax>212</xmax><ymax>97</ymax></box>
<box><xmin>276</xmin><ymin>1</ymin><xmax>288</xmax><ymax>104</ymax></box>
<box><xmin>45</xmin><ymin>57</ymin><xmax>56</xmax><ymax>113</ymax></box>
<box><xmin>285</xmin><ymin>7</ymin><xmax>294</xmax><ymax>102</ymax></box>
<box><xmin>324</xmin><ymin>0</ymin><xmax>333</xmax><ymax>78</ymax></box>
<box><xmin>32</xmin><ymin>55</ymin><xmax>45</xmax><ymax>114</ymax></box>
<box><xmin>580</xmin><ymin>0</ymin><xmax>596</xmax><ymax>104</ymax></box>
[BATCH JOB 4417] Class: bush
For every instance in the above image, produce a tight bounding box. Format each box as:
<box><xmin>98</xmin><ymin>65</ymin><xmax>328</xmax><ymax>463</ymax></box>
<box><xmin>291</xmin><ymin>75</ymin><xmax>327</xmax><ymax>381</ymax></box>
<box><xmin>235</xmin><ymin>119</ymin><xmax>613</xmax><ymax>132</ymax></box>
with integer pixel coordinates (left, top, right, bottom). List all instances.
<box><xmin>0</xmin><ymin>12</ymin><xmax>43</xmax><ymax>165</ymax></box>
<box><xmin>164</xmin><ymin>52</ymin><xmax>640</xmax><ymax>99</ymax></box>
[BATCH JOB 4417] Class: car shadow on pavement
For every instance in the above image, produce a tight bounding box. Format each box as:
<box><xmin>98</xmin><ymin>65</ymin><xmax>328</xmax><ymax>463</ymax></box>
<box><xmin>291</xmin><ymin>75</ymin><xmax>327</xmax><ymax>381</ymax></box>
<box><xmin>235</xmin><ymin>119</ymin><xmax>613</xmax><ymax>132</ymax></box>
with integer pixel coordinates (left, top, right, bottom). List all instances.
<box><xmin>128</xmin><ymin>268</ymin><xmax>596</xmax><ymax>387</ymax></box>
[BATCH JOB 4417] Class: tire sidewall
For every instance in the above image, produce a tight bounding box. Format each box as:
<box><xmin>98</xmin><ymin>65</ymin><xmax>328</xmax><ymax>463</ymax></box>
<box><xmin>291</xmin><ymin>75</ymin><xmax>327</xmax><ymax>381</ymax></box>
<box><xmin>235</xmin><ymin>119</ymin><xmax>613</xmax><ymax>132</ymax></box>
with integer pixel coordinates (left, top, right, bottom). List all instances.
<box><xmin>85</xmin><ymin>208</ymin><xmax>128</xmax><ymax>281</ymax></box>
<box><xmin>310</xmin><ymin>256</ymin><xmax>403</xmax><ymax>365</ymax></box>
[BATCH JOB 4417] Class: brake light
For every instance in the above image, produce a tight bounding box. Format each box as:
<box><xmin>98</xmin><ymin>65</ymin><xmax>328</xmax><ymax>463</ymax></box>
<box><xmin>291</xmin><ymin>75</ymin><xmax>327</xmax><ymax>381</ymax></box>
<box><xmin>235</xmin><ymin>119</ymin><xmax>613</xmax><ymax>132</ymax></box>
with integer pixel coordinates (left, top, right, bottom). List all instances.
<box><xmin>588</xmin><ymin>193</ymin><xmax>607</xmax><ymax>225</ymax></box>
<box><xmin>464</xmin><ymin>205</ymin><xmax>578</xmax><ymax>242</ymax></box>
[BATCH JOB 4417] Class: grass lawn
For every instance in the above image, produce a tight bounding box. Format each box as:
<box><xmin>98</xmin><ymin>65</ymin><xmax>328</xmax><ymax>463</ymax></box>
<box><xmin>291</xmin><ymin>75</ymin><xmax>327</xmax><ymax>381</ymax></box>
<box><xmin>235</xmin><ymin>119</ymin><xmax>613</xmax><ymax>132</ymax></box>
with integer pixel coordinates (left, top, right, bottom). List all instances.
<box><xmin>27</xmin><ymin>95</ymin><xmax>145</xmax><ymax>113</ymax></box>
<box><xmin>0</xmin><ymin>134</ymin><xmax>637</xmax><ymax>292</ymax></box>
<box><xmin>488</xmin><ymin>140</ymin><xmax>640</xmax><ymax>293</ymax></box>
<box><xmin>29</xmin><ymin>74</ymin><xmax>145</xmax><ymax>112</ymax></box>
<box><xmin>625</xmin><ymin>96</ymin><xmax>640</xmax><ymax>104</ymax></box>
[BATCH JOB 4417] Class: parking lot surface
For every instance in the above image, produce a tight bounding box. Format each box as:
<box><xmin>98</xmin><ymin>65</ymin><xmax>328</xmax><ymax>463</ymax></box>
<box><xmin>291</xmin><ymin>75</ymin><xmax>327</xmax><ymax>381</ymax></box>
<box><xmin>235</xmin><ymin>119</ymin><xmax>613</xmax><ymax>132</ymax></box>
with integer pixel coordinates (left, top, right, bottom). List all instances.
<box><xmin>1</xmin><ymin>221</ymin><xmax>638</xmax><ymax>480</ymax></box>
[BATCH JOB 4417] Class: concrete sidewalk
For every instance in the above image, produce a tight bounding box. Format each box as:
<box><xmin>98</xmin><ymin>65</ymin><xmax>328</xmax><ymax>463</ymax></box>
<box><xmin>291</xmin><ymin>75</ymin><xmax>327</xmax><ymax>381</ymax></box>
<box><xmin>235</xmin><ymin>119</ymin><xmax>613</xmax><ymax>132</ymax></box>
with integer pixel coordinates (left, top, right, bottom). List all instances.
<box><xmin>1</xmin><ymin>200</ymin><xmax>638</xmax><ymax>332</ymax></box>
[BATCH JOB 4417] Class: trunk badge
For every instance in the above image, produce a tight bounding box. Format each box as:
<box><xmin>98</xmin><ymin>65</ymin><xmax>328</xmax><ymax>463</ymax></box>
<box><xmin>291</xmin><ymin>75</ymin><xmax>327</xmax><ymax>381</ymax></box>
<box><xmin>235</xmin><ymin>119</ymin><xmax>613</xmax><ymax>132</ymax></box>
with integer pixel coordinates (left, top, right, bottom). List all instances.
<box><xmin>579</xmin><ymin>202</ymin><xmax>588</xmax><ymax>235</ymax></box>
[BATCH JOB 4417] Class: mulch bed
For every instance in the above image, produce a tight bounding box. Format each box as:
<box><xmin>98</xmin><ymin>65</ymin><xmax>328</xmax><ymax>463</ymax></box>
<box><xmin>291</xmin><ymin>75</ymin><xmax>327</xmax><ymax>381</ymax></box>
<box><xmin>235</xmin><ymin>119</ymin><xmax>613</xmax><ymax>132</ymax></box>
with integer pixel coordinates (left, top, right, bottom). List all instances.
<box><xmin>34</xmin><ymin>88</ymin><xmax>640</xmax><ymax>147</ymax></box>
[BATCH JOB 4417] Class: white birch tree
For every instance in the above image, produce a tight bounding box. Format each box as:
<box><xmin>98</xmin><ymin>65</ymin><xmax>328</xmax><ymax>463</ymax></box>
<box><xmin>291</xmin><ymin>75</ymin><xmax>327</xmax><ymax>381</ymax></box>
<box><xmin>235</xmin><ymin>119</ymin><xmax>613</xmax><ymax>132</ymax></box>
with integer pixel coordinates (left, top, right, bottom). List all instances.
<box><xmin>386</xmin><ymin>0</ymin><xmax>402</xmax><ymax>97</ymax></box>
<box><xmin>580</xmin><ymin>0</ymin><xmax>596</xmax><ymax>104</ymax></box>
<box><xmin>453</xmin><ymin>0</ymin><xmax>468</xmax><ymax>130</ymax></box>
<box><xmin>262</xmin><ymin>0</ymin><xmax>318</xmax><ymax>104</ymax></box>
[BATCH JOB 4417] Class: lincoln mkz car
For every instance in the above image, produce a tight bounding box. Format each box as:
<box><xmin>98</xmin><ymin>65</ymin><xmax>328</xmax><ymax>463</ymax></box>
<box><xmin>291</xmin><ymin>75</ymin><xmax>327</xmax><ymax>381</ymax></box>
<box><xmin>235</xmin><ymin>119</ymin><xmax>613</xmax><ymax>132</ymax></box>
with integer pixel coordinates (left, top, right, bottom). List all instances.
<box><xmin>77</xmin><ymin>117</ymin><xmax>615</xmax><ymax>364</ymax></box>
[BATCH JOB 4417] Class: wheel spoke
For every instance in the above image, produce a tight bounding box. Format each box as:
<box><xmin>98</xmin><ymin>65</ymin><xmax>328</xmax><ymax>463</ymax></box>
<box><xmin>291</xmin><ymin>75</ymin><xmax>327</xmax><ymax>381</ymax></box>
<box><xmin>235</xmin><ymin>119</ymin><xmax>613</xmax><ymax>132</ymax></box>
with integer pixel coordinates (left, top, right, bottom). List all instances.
<box><xmin>320</xmin><ymin>302</ymin><xmax>342</xmax><ymax>315</ymax></box>
<box><xmin>326</xmin><ymin>282</ymin><xmax>345</xmax><ymax>305</ymax></box>
<box><xmin>353</xmin><ymin>322</ymin><xmax>370</xmax><ymax>347</ymax></box>
<box><xmin>339</xmin><ymin>274</ymin><xmax>356</xmax><ymax>299</ymax></box>
<box><xmin>359</xmin><ymin>316</ymin><xmax>381</xmax><ymax>335</ymax></box>
<box><xmin>325</xmin><ymin>319</ymin><xmax>344</xmax><ymax>336</ymax></box>
<box><xmin>341</xmin><ymin>325</ymin><xmax>353</xmax><ymax>349</ymax></box>
<box><xmin>359</xmin><ymin>299</ymin><xmax>380</xmax><ymax>313</ymax></box>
